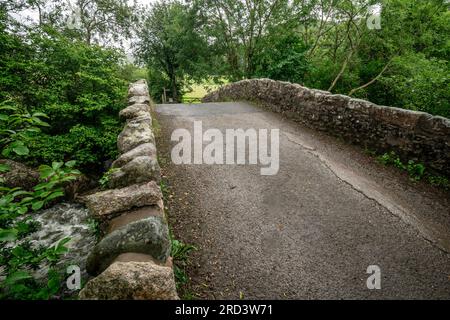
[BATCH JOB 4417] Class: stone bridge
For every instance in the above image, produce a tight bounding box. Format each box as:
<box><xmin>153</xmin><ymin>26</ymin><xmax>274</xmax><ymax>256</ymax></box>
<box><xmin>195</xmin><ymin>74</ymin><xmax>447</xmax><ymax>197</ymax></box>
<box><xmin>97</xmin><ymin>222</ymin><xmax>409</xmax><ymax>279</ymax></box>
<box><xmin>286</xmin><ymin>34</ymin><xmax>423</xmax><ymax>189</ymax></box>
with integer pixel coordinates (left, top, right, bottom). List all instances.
<box><xmin>158</xmin><ymin>79</ymin><xmax>450</xmax><ymax>299</ymax></box>
<box><xmin>81</xmin><ymin>79</ymin><xmax>450</xmax><ymax>299</ymax></box>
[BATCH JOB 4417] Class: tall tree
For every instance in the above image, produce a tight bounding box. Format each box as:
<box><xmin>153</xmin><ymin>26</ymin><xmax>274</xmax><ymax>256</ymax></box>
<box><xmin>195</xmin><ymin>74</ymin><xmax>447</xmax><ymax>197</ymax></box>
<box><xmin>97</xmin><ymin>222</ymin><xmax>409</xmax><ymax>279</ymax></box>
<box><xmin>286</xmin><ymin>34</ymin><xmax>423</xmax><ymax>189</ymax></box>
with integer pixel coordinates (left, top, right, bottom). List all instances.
<box><xmin>71</xmin><ymin>0</ymin><xmax>136</xmax><ymax>45</ymax></box>
<box><xmin>135</xmin><ymin>0</ymin><xmax>209</xmax><ymax>102</ymax></box>
<box><xmin>199</xmin><ymin>0</ymin><xmax>314</xmax><ymax>79</ymax></box>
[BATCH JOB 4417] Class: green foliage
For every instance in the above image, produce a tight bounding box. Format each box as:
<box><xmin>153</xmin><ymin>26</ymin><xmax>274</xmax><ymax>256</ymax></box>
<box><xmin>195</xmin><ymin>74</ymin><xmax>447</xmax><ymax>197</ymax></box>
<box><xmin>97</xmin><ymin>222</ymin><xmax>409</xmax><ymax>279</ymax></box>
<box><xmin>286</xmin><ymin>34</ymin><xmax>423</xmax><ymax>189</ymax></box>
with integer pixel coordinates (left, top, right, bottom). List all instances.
<box><xmin>0</xmin><ymin>240</ymin><xmax>70</xmax><ymax>300</ymax></box>
<box><xmin>427</xmin><ymin>175</ymin><xmax>450</xmax><ymax>190</ymax></box>
<box><xmin>374</xmin><ymin>54</ymin><xmax>449</xmax><ymax>118</ymax></box>
<box><xmin>0</xmin><ymin>1</ymin><xmax>133</xmax><ymax>300</ymax></box>
<box><xmin>375</xmin><ymin>151</ymin><xmax>450</xmax><ymax>189</ymax></box>
<box><xmin>0</xmin><ymin>161</ymin><xmax>79</xmax><ymax>299</ymax></box>
<box><xmin>98</xmin><ymin>167</ymin><xmax>120</xmax><ymax>189</ymax></box>
<box><xmin>0</xmin><ymin>23</ymin><xmax>127</xmax><ymax>173</ymax></box>
<box><xmin>69</xmin><ymin>0</ymin><xmax>136</xmax><ymax>45</ymax></box>
<box><xmin>118</xmin><ymin>64</ymin><xmax>148</xmax><ymax>83</ymax></box>
<box><xmin>0</xmin><ymin>100</ymin><xmax>49</xmax><ymax>158</ymax></box>
<box><xmin>171</xmin><ymin>239</ymin><xmax>196</xmax><ymax>262</ymax></box>
<box><xmin>146</xmin><ymin>68</ymin><xmax>173</xmax><ymax>104</ymax></box>
<box><xmin>0</xmin><ymin>161</ymin><xmax>80</xmax><ymax>238</ymax></box>
<box><xmin>183</xmin><ymin>0</ymin><xmax>450</xmax><ymax>119</ymax></box>
<box><xmin>253</xmin><ymin>31</ymin><xmax>309</xmax><ymax>84</ymax></box>
<box><xmin>86</xmin><ymin>218</ymin><xmax>101</xmax><ymax>240</ymax></box>
<box><xmin>406</xmin><ymin>161</ymin><xmax>426</xmax><ymax>181</ymax></box>
<box><xmin>171</xmin><ymin>238</ymin><xmax>196</xmax><ymax>289</ymax></box>
<box><xmin>159</xmin><ymin>179</ymin><xmax>169</xmax><ymax>197</ymax></box>
<box><xmin>136</xmin><ymin>0</ymin><xmax>210</xmax><ymax>102</ymax></box>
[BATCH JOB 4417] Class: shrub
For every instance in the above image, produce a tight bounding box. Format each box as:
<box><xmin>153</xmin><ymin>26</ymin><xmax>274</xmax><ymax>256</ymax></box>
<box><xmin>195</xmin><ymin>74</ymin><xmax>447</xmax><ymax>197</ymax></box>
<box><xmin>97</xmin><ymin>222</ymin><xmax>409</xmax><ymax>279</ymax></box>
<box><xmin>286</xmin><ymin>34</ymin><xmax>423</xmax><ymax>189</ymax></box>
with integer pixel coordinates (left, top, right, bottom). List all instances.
<box><xmin>374</xmin><ymin>54</ymin><xmax>450</xmax><ymax>118</ymax></box>
<box><xmin>0</xmin><ymin>27</ymin><xmax>128</xmax><ymax>174</ymax></box>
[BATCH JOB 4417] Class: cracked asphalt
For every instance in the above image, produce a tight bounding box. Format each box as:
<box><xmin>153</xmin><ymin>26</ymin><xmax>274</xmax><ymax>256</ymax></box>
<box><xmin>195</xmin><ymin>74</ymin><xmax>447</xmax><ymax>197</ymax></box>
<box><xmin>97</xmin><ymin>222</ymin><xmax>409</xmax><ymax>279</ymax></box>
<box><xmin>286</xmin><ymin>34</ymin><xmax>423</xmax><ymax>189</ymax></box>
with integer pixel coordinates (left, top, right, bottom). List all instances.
<box><xmin>155</xmin><ymin>101</ymin><xmax>450</xmax><ymax>300</ymax></box>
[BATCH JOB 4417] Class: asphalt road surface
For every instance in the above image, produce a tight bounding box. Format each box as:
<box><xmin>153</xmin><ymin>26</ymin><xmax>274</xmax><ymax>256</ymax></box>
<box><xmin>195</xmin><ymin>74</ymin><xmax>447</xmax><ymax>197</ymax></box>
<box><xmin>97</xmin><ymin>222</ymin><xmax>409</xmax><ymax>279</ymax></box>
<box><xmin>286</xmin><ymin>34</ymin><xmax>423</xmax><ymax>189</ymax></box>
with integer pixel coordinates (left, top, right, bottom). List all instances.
<box><xmin>155</xmin><ymin>101</ymin><xmax>450</xmax><ymax>299</ymax></box>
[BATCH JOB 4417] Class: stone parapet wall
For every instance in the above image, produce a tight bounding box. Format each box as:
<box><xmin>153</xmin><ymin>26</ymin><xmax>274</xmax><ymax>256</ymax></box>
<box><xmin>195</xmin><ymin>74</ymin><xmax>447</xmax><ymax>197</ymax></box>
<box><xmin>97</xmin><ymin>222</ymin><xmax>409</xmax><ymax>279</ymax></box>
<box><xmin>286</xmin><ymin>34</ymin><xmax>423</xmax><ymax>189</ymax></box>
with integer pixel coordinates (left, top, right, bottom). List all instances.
<box><xmin>203</xmin><ymin>79</ymin><xmax>450</xmax><ymax>176</ymax></box>
<box><xmin>79</xmin><ymin>80</ymin><xmax>178</xmax><ymax>300</ymax></box>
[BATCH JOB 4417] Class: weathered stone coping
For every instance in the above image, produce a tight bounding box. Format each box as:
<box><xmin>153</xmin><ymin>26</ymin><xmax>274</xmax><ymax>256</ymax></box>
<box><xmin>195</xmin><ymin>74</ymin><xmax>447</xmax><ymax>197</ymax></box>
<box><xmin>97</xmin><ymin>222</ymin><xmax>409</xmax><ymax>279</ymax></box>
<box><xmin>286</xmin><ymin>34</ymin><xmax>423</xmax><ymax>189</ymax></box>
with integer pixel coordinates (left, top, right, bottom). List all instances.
<box><xmin>203</xmin><ymin>79</ymin><xmax>450</xmax><ymax>177</ymax></box>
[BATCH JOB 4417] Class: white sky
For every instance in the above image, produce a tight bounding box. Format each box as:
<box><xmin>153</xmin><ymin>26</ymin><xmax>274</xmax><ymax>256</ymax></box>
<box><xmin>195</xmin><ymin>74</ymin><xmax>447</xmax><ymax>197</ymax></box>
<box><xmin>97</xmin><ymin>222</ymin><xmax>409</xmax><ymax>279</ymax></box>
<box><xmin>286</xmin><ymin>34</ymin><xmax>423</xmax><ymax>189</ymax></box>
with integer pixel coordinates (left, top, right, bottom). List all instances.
<box><xmin>11</xmin><ymin>1</ymin><xmax>381</xmax><ymax>61</ymax></box>
<box><xmin>10</xmin><ymin>0</ymin><xmax>159</xmax><ymax>60</ymax></box>
<box><xmin>12</xmin><ymin>0</ymin><xmax>158</xmax><ymax>23</ymax></box>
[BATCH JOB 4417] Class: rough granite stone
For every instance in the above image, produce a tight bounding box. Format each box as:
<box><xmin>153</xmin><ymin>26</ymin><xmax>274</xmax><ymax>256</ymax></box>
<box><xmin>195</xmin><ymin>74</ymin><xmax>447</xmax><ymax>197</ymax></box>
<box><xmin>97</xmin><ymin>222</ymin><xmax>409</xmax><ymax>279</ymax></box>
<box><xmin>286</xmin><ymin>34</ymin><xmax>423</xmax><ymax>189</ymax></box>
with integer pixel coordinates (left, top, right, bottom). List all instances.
<box><xmin>79</xmin><ymin>261</ymin><xmax>178</xmax><ymax>300</ymax></box>
<box><xmin>117</xmin><ymin>117</ymin><xmax>155</xmax><ymax>153</ymax></box>
<box><xmin>106</xmin><ymin>205</ymin><xmax>165</xmax><ymax>234</ymax></box>
<box><xmin>203</xmin><ymin>78</ymin><xmax>450</xmax><ymax>176</ymax></box>
<box><xmin>119</xmin><ymin>104</ymin><xmax>151</xmax><ymax>120</ymax></box>
<box><xmin>0</xmin><ymin>159</ymin><xmax>39</xmax><ymax>190</ymax></box>
<box><xmin>108</xmin><ymin>156</ymin><xmax>161</xmax><ymax>188</ymax></box>
<box><xmin>86</xmin><ymin>217</ymin><xmax>170</xmax><ymax>276</ymax></box>
<box><xmin>112</xmin><ymin>253</ymin><xmax>174</xmax><ymax>269</ymax></box>
<box><xmin>128</xmin><ymin>81</ymin><xmax>149</xmax><ymax>97</ymax></box>
<box><xmin>82</xmin><ymin>182</ymin><xmax>162</xmax><ymax>219</ymax></box>
<box><xmin>128</xmin><ymin>95</ymin><xmax>151</xmax><ymax>106</ymax></box>
<box><xmin>112</xmin><ymin>143</ymin><xmax>157</xmax><ymax>168</ymax></box>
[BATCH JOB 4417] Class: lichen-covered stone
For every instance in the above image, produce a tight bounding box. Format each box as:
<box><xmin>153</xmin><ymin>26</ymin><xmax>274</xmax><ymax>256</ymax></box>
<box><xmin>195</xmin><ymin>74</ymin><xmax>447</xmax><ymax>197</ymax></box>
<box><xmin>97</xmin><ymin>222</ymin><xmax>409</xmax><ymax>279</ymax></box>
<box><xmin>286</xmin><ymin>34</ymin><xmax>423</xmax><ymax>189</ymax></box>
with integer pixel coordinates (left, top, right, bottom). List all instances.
<box><xmin>128</xmin><ymin>95</ymin><xmax>151</xmax><ymax>106</ymax></box>
<box><xmin>203</xmin><ymin>78</ymin><xmax>450</xmax><ymax>176</ymax></box>
<box><xmin>79</xmin><ymin>261</ymin><xmax>178</xmax><ymax>300</ymax></box>
<box><xmin>86</xmin><ymin>217</ymin><xmax>170</xmax><ymax>276</ymax></box>
<box><xmin>119</xmin><ymin>104</ymin><xmax>151</xmax><ymax>120</ymax></box>
<box><xmin>108</xmin><ymin>156</ymin><xmax>161</xmax><ymax>188</ymax></box>
<box><xmin>0</xmin><ymin>160</ymin><xmax>39</xmax><ymax>190</ymax></box>
<box><xmin>82</xmin><ymin>182</ymin><xmax>162</xmax><ymax>219</ymax></box>
<box><xmin>128</xmin><ymin>81</ymin><xmax>149</xmax><ymax>97</ymax></box>
<box><xmin>117</xmin><ymin>117</ymin><xmax>155</xmax><ymax>153</ymax></box>
<box><xmin>112</xmin><ymin>143</ymin><xmax>157</xmax><ymax>168</ymax></box>
<box><xmin>106</xmin><ymin>205</ymin><xmax>165</xmax><ymax>234</ymax></box>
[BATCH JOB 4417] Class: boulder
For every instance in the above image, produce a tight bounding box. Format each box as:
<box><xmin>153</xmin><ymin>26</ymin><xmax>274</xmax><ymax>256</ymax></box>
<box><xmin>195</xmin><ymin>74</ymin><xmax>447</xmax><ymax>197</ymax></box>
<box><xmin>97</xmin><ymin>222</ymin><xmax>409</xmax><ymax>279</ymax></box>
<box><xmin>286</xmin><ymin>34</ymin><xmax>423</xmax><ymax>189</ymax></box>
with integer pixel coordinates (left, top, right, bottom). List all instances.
<box><xmin>64</xmin><ymin>174</ymin><xmax>95</xmax><ymax>200</ymax></box>
<box><xmin>113</xmin><ymin>253</ymin><xmax>173</xmax><ymax>268</ymax></box>
<box><xmin>112</xmin><ymin>143</ymin><xmax>157</xmax><ymax>168</ymax></box>
<box><xmin>119</xmin><ymin>104</ymin><xmax>151</xmax><ymax>120</ymax></box>
<box><xmin>82</xmin><ymin>182</ymin><xmax>162</xmax><ymax>219</ymax></box>
<box><xmin>117</xmin><ymin>117</ymin><xmax>155</xmax><ymax>153</ymax></box>
<box><xmin>0</xmin><ymin>160</ymin><xmax>39</xmax><ymax>190</ymax></box>
<box><xmin>128</xmin><ymin>81</ymin><xmax>149</xmax><ymax>97</ymax></box>
<box><xmin>106</xmin><ymin>205</ymin><xmax>165</xmax><ymax>234</ymax></box>
<box><xmin>108</xmin><ymin>156</ymin><xmax>161</xmax><ymax>188</ymax></box>
<box><xmin>79</xmin><ymin>261</ymin><xmax>178</xmax><ymax>300</ymax></box>
<box><xmin>86</xmin><ymin>217</ymin><xmax>170</xmax><ymax>276</ymax></box>
<box><xmin>128</xmin><ymin>95</ymin><xmax>151</xmax><ymax>106</ymax></box>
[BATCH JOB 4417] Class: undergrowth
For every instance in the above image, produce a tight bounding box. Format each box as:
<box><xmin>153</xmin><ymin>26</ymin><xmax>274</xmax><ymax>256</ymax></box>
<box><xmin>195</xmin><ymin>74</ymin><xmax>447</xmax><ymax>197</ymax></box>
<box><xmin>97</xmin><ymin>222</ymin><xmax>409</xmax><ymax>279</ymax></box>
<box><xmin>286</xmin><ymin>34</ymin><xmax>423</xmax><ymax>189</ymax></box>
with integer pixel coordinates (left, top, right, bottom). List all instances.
<box><xmin>374</xmin><ymin>150</ymin><xmax>449</xmax><ymax>189</ymax></box>
<box><xmin>159</xmin><ymin>178</ymin><xmax>197</xmax><ymax>299</ymax></box>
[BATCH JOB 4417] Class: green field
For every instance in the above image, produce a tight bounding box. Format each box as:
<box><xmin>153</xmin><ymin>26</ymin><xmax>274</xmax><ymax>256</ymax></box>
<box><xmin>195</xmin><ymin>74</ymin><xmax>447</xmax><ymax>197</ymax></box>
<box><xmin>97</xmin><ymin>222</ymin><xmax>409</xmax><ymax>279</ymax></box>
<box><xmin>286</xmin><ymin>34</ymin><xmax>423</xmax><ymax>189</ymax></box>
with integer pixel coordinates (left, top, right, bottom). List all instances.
<box><xmin>182</xmin><ymin>78</ymin><xmax>228</xmax><ymax>103</ymax></box>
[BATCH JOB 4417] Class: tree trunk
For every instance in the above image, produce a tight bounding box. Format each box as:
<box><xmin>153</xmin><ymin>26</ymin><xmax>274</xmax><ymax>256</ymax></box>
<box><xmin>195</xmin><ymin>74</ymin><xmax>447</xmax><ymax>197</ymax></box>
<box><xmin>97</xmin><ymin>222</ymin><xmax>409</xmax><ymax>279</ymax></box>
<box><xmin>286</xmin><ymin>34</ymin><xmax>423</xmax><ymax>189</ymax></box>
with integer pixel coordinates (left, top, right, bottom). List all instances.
<box><xmin>348</xmin><ymin>60</ymin><xmax>392</xmax><ymax>96</ymax></box>
<box><xmin>170</xmin><ymin>72</ymin><xmax>178</xmax><ymax>103</ymax></box>
<box><xmin>328</xmin><ymin>50</ymin><xmax>352</xmax><ymax>92</ymax></box>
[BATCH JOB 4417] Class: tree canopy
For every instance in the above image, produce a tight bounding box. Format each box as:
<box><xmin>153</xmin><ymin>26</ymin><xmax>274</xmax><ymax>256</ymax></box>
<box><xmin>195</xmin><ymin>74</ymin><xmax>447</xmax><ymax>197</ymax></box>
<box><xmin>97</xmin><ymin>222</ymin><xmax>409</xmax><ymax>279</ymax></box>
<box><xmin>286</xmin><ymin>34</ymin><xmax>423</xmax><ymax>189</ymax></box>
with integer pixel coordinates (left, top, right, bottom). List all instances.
<box><xmin>135</xmin><ymin>0</ymin><xmax>449</xmax><ymax>117</ymax></box>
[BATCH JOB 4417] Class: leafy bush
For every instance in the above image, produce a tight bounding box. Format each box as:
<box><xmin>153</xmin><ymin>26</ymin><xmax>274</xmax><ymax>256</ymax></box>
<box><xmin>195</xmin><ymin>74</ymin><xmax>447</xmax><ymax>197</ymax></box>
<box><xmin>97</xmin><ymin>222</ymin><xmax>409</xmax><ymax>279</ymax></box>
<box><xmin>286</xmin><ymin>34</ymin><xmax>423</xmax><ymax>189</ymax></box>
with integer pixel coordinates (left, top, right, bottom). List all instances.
<box><xmin>119</xmin><ymin>64</ymin><xmax>148</xmax><ymax>83</ymax></box>
<box><xmin>171</xmin><ymin>238</ymin><xmax>196</xmax><ymax>289</ymax></box>
<box><xmin>253</xmin><ymin>31</ymin><xmax>310</xmax><ymax>84</ymax></box>
<box><xmin>0</xmin><ymin>240</ymin><xmax>70</xmax><ymax>300</ymax></box>
<box><xmin>0</xmin><ymin>25</ymin><xmax>127</xmax><ymax>174</ymax></box>
<box><xmin>375</xmin><ymin>151</ymin><xmax>444</xmax><ymax>183</ymax></box>
<box><xmin>377</xmin><ymin>151</ymin><xmax>425</xmax><ymax>181</ymax></box>
<box><xmin>0</xmin><ymin>100</ymin><xmax>49</xmax><ymax>158</ymax></box>
<box><xmin>374</xmin><ymin>54</ymin><xmax>450</xmax><ymax>118</ymax></box>
<box><xmin>98</xmin><ymin>167</ymin><xmax>120</xmax><ymax>189</ymax></box>
<box><xmin>0</xmin><ymin>161</ymin><xmax>80</xmax><ymax>240</ymax></box>
<box><xmin>427</xmin><ymin>175</ymin><xmax>450</xmax><ymax>190</ymax></box>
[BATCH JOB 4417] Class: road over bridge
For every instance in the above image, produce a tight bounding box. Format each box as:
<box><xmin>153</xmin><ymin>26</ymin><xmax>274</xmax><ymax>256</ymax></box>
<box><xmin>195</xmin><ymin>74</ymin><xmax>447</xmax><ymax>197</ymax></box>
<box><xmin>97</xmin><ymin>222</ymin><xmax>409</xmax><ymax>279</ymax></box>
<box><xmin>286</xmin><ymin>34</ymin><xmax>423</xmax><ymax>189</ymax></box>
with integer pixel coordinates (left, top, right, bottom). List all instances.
<box><xmin>155</xmin><ymin>101</ymin><xmax>450</xmax><ymax>299</ymax></box>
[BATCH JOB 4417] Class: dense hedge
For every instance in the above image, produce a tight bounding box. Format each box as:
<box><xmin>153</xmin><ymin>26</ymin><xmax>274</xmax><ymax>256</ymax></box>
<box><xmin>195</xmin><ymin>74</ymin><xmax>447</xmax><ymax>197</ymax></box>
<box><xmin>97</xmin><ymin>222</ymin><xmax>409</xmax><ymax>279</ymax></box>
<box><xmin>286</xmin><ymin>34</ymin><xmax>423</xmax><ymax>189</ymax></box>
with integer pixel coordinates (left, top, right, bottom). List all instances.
<box><xmin>0</xmin><ymin>19</ymin><xmax>128</xmax><ymax>174</ymax></box>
